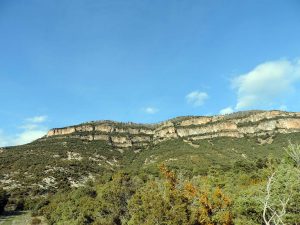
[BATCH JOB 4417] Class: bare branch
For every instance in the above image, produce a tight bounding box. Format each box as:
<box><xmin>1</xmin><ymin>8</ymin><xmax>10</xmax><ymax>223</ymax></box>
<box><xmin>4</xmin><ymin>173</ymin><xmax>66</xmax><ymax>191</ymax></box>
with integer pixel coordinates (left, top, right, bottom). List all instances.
<box><xmin>262</xmin><ymin>172</ymin><xmax>289</xmax><ymax>225</ymax></box>
<box><xmin>263</xmin><ymin>173</ymin><xmax>274</xmax><ymax>225</ymax></box>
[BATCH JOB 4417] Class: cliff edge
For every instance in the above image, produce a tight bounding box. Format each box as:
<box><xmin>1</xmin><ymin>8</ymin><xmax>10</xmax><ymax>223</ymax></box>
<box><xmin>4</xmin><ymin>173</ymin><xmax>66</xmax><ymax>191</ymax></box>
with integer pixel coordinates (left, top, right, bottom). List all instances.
<box><xmin>43</xmin><ymin>110</ymin><xmax>300</xmax><ymax>148</ymax></box>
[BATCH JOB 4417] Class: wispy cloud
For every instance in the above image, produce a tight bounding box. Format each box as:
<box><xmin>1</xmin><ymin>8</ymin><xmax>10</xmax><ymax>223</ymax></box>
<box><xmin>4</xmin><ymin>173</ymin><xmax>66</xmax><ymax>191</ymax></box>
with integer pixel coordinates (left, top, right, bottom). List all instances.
<box><xmin>279</xmin><ymin>105</ymin><xmax>288</xmax><ymax>111</ymax></box>
<box><xmin>143</xmin><ymin>107</ymin><xmax>159</xmax><ymax>114</ymax></box>
<box><xmin>0</xmin><ymin>115</ymin><xmax>48</xmax><ymax>147</ymax></box>
<box><xmin>219</xmin><ymin>107</ymin><xmax>234</xmax><ymax>115</ymax></box>
<box><xmin>232</xmin><ymin>59</ymin><xmax>300</xmax><ymax>110</ymax></box>
<box><xmin>14</xmin><ymin>129</ymin><xmax>47</xmax><ymax>146</ymax></box>
<box><xmin>26</xmin><ymin>115</ymin><xmax>47</xmax><ymax>123</ymax></box>
<box><xmin>0</xmin><ymin>130</ymin><xmax>12</xmax><ymax>147</ymax></box>
<box><xmin>186</xmin><ymin>91</ymin><xmax>208</xmax><ymax>107</ymax></box>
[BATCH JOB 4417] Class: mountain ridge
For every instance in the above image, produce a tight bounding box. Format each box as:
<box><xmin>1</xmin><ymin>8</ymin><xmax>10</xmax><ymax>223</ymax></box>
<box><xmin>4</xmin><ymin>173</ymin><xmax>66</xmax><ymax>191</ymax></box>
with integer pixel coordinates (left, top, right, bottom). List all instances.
<box><xmin>43</xmin><ymin>110</ymin><xmax>300</xmax><ymax>148</ymax></box>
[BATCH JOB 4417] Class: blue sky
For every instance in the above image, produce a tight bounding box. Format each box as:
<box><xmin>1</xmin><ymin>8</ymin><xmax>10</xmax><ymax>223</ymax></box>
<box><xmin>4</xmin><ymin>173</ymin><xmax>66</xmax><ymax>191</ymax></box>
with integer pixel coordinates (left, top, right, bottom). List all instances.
<box><xmin>1</xmin><ymin>0</ymin><xmax>300</xmax><ymax>146</ymax></box>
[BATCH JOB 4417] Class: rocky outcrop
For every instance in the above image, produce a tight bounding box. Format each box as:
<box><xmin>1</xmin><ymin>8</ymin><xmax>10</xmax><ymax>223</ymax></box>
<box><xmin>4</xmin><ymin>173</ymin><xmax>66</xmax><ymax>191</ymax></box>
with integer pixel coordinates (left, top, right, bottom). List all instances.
<box><xmin>44</xmin><ymin>111</ymin><xmax>300</xmax><ymax>148</ymax></box>
<box><xmin>47</xmin><ymin>127</ymin><xmax>76</xmax><ymax>136</ymax></box>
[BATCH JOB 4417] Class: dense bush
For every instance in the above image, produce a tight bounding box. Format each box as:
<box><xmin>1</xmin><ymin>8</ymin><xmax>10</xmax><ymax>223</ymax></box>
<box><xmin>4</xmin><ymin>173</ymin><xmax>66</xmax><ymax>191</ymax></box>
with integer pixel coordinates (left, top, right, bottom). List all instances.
<box><xmin>128</xmin><ymin>165</ymin><xmax>233</xmax><ymax>225</ymax></box>
<box><xmin>0</xmin><ymin>188</ymin><xmax>8</xmax><ymax>214</ymax></box>
<box><xmin>39</xmin><ymin>149</ymin><xmax>300</xmax><ymax>225</ymax></box>
<box><xmin>31</xmin><ymin>217</ymin><xmax>42</xmax><ymax>225</ymax></box>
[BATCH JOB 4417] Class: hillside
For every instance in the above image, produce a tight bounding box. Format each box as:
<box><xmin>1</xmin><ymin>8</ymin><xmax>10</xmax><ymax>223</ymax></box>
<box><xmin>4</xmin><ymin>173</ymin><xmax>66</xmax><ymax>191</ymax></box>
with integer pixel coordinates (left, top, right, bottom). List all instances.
<box><xmin>1</xmin><ymin>110</ymin><xmax>300</xmax><ymax>224</ymax></box>
<box><xmin>1</xmin><ymin>110</ymin><xmax>300</xmax><ymax>197</ymax></box>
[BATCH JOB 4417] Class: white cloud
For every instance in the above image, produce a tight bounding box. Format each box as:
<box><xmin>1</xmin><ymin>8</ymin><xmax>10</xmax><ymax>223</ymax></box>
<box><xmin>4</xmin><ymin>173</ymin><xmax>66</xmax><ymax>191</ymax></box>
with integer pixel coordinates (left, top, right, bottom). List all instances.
<box><xmin>14</xmin><ymin>129</ymin><xmax>47</xmax><ymax>146</ymax></box>
<box><xmin>143</xmin><ymin>107</ymin><xmax>159</xmax><ymax>114</ymax></box>
<box><xmin>279</xmin><ymin>105</ymin><xmax>288</xmax><ymax>111</ymax></box>
<box><xmin>219</xmin><ymin>107</ymin><xmax>234</xmax><ymax>115</ymax></box>
<box><xmin>232</xmin><ymin>59</ymin><xmax>300</xmax><ymax>110</ymax></box>
<box><xmin>26</xmin><ymin>115</ymin><xmax>47</xmax><ymax>123</ymax></box>
<box><xmin>0</xmin><ymin>130</ymin><xmax>12</xmax><ymax>147</ymax></box>
<box><xmin>186</xmin><ymin>91</ymin><xmax>209</xmax><ymax>107</ymax></box>
<box><xmin>0</xmin><ymin>115</ymin><xmax>48</xmax><ymax>147</ymax></box>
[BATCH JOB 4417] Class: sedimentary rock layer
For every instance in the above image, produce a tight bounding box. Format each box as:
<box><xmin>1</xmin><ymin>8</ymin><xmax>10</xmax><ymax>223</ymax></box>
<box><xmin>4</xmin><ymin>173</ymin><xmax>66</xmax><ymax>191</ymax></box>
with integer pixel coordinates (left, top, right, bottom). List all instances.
<box><xmin>44</xmin><ymin>111</ymin><xmax>300</xmax><ymax>148</ymax></box>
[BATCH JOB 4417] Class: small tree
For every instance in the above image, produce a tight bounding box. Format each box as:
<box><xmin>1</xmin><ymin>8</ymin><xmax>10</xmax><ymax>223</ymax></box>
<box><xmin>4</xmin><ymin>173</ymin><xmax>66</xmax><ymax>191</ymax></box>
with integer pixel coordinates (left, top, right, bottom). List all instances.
<box><xmin>262</xmin><ymin>143</ymin><xmax>300</xmax><ymax>224</ymax></box>
<box><xmin>284</xmin><ymin>141</ymin><xmax>300</xmax><ymax>167</ymax></box>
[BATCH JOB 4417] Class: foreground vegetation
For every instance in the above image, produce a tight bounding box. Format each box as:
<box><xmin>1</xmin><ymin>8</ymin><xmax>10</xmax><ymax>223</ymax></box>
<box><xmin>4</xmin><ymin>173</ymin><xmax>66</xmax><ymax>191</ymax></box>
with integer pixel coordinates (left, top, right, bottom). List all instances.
<box><xmin>0</xmin><ymin>189</ymin><xmax>8</xmax><ymax>215</ymax></box>
<box><xmin>1</xmin><ymin>134</ymin><xmax>300</xmax><ymax>224</ymax></box>
<box><xmin>29</xmin><ymin>144</ymin><xmax>300</xmax><ymax>224</ymax></box>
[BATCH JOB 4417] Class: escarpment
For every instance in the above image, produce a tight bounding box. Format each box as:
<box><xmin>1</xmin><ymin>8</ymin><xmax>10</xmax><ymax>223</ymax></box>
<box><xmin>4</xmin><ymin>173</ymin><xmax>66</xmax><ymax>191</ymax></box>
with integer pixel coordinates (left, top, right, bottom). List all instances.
<box><xmin>43</xmin><ymin>110</ymin><xmax>300</xmax><ymax>148</ymax></box>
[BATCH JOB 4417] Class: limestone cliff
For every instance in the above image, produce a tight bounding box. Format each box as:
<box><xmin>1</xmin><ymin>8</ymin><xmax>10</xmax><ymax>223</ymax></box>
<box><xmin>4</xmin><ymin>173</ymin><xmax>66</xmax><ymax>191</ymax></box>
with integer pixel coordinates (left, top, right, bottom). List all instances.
<box><xmin>43</xmin><ymin>110</ymin><xmax>300</xmax><ymax>148</ymax></box>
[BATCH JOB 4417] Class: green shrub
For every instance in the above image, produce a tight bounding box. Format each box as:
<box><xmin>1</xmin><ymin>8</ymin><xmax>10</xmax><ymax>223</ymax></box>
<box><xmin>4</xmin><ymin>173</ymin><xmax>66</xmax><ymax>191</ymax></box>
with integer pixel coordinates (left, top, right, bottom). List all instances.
<box><xmin>0</xmin><ymin>188</ymin><xmax>8</xmax><ymax>214</ymax></box>
<box><xmin>31</xmin><ymin>217</ymin><xmax>42</xmax><ymax>225</ymax></box>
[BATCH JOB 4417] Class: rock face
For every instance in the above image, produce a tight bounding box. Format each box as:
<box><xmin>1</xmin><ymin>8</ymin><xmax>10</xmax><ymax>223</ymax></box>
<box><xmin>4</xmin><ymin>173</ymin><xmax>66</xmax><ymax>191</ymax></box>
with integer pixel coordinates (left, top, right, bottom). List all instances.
<box><xmin>44</xmin><ymin>110</ymin><xmax>300</xmax><ymax>148</ymax></box>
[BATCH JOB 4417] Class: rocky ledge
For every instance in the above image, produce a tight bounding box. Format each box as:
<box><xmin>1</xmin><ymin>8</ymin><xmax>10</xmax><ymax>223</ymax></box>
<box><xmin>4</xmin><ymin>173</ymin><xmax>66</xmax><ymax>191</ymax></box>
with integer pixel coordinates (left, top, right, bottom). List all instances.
<box><xmin>43</xmin><ymin>110</ymin><xmax>300</xmax><ymax>148</ymax></box>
